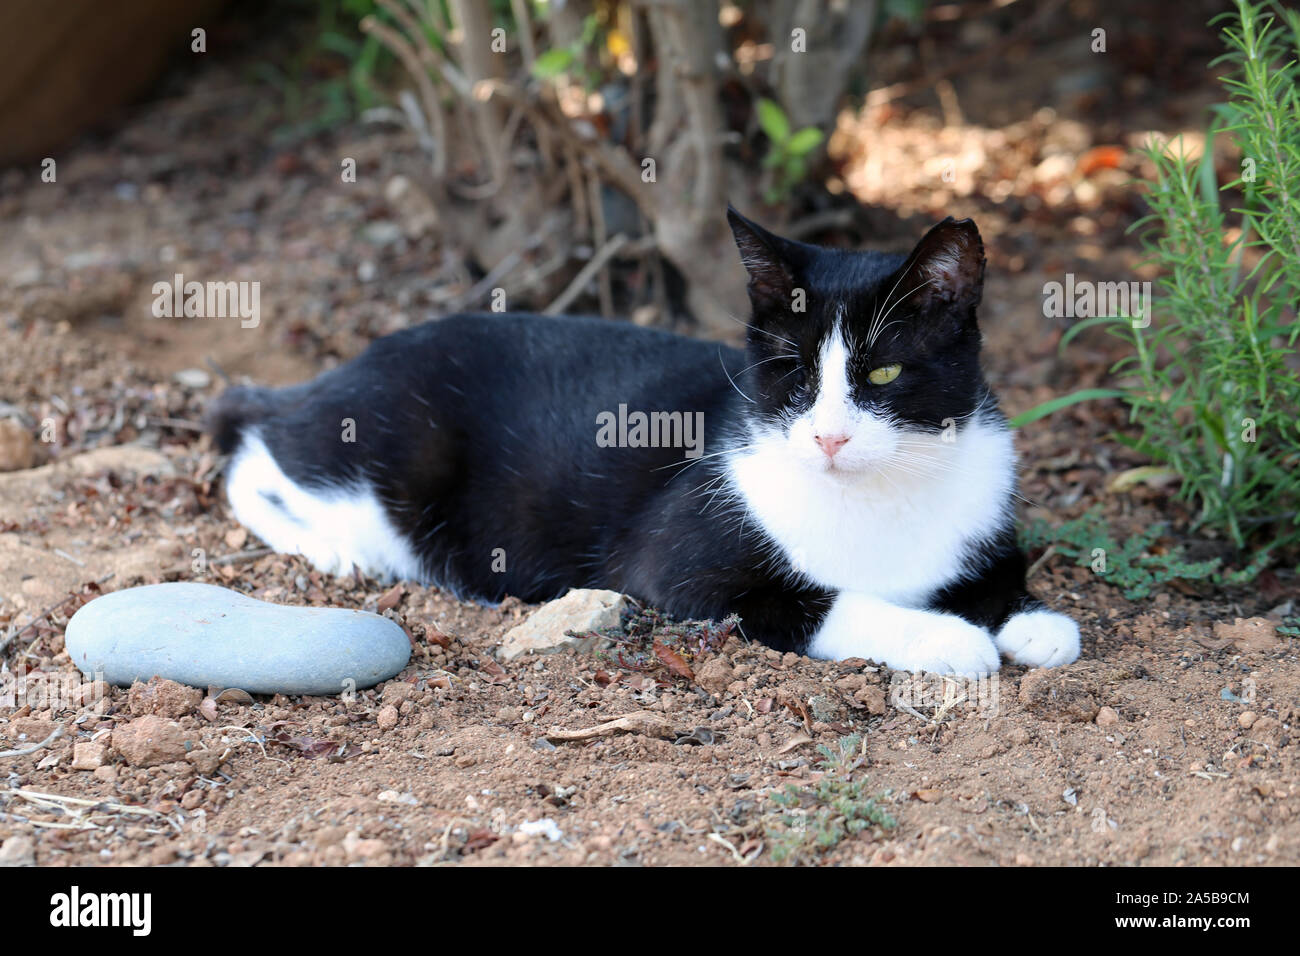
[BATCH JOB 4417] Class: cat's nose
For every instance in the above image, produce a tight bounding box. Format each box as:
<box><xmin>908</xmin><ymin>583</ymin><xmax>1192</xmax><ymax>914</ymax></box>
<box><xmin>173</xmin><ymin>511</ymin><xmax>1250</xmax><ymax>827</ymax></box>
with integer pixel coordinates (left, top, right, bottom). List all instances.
<box><xmin>815</xmin><ymin>433</ymin><xmax>850</xmax><ymax>459</ymax></box>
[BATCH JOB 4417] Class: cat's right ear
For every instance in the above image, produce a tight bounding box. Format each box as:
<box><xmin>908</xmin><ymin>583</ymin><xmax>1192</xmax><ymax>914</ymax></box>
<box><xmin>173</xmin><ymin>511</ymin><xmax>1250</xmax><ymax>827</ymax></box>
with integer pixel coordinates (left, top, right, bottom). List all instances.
<box><xmin>727</xmin><ymin>206</ymin><xmax>796</xmax><ymax>307</ymax></box>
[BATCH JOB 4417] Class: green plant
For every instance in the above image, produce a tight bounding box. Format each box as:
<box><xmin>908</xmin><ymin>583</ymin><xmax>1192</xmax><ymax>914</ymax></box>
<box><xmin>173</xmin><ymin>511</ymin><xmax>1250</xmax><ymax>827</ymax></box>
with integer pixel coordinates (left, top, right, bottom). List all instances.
<box><xmin>1020</xmin><ymin>507</ymin><xmax>1271</xmax><ymax>601</ymax></box>
<box><xmin>764</xmin><ymin>734</ymin><xmax>895</xmax><ymax>863</ymax></box>
<box><xmin>756</xmin><ymin>98</ymin><xmax>824</xmax><ymax>203</ymax></box>
<box><xmin>531</xmin><ymin>13</ymin><xmax>604</xmax><ymax>89</ymax></box>
<box><xmin>1017</xmin><ymin>0</ymin><xmax>1300</xmax><ymax>554</ymax></box>
<box><xmin>250</xmin><ymin>0</ymin><xmax>396</xmax><ymax>142</ymax></box>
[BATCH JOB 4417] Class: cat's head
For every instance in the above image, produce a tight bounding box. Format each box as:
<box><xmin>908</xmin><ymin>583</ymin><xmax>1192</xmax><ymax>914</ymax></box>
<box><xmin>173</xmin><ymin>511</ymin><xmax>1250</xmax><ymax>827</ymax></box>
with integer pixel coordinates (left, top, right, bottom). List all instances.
<box><xmin>727</xmin><ymin>207</ymin><xmax>991</xmax><ymax>480</ymax></box>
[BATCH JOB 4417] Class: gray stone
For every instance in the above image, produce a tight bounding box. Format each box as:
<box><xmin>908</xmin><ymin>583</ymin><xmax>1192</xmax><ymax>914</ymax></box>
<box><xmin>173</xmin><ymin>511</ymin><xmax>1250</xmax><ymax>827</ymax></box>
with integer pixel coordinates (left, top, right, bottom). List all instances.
<box><xmin>65</xmin><ymin>583</ymin><xmax>410</xmax><ymax>696</ymax></box>
<box><xmin>499</xmin><ymin>588</ymin><xmax>627</xmax><ymax>661</ymax></box>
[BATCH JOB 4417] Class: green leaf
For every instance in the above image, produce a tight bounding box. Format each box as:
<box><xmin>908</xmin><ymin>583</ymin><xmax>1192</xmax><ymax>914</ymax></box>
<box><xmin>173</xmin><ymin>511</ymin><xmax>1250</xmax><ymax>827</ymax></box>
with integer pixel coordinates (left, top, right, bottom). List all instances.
<box><xmin>756</xmin><ymin>98</ymin><xmax>790</xmax><ymax>145</ymax></box>
<box><xmin>532</xmin><ymin>47</ymin><xmax>575</xmax><ymax>79</ymax></box>
<box><xmin>1058</xmin><ymin>314</ymin><xmax>1133</xmax><ymax>353</ymax></box>
<box><xmin>1008</xmin><ymin>389</ymin><xmax>1128</xmax><ymax>428</ymax></box>
<box><xmin>786</xmin><ymin>127</ymin><xmax>824</xmax><ymax>157</ymax></box>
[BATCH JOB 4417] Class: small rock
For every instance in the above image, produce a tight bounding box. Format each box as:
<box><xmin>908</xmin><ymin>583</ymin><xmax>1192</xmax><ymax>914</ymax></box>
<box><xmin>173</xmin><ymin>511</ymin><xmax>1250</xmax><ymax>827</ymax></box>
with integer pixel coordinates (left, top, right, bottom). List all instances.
<box><xmin>499</xmin><ymin>589</ymin><xmax>627</xmax><ymax>661</ymax></box>
<box><xmin>1212</xmin><ymin>617</ymin><xmax>1278</xmax><ymax>653</ymax></box>
<box><xmin>172</xmin><ymin>368</ymin><xmax>211</xmax><ymax>390</ymax></box>
<box><xmin>71</xmin><ymin>742</ymin><xmax>107</xmax><ymax>771</ymax></box>
<box><xmin>380</xmin><ymin>681</ymin><xmax>415</xmax><ymax>705</ymax></box>
<box><xmin>0</xmin><ymin>419</ymin><xmax>35</xmax><ymax>472</ymax></box>
<box><xmin>1019</xmin><ymin>668</ymin><xmax>1099</xmax><ymax>722</ymax></box>
<box><xmin>180</xmin><ymin>790</ymin><xmax>203</xmax><ymax>811</ymax></box>
<box><xmin>7</xmin><ymin>717</ymin><xmax>57</xmax><ymax>741</ymax></box>
<box><xmin>695</xmin><ymin>658</ymin><xmax>734</xmax><ymax>696</ymax></box>
<box><xmin>808</xmin><ymin>693</ymin><xmax>846</xmax><ymax>723</ymax></box>
<box><xmin>65</xmin><ymin>583</ymin><xmax>410</xmax><ymax>695</ymax></box>
<box><xmin>149</xmin><ymin>846</ymin><xmax>178</xmax><ymax>866</ymax></box>
<box><xmin>186</xmin><ymin>748</ymin><xmax>228</xmax><ymax>775</ymax></box>
<box><xmin>1095</xmin><ymin>706</ymin><xmax>1120</xmax><ymax>727</ymax></box>
<box><xmin>128</xmin><ymin>677</ymin><xmax>203</xmax><ymax>718</ymax></box>
<box><xmin>376</xmin><ymin>705</ymin><xmax>399</xmax><ymax>731</ymax></box>
<box><xmin>73</xmin><ymin>681</ymin><xmax>111</xmax><ymax>707</ymax></box>
<box><xmin>518</xmin><ymin>818</ymin><xmax>563</xmax><ymax>841</ymax></box>
<box><xmin>342</xmin><ymin>833</ymin><xmax>390</xmax><ymax>863</ymax></box>
<box><xmin>0</xmin><ymin>835</ymin><xmax>36</xmax><ymax>867</ymax></box>
<box><xmin>1238</xmin><ymin>711</ymin><xmax>1257</xmax><ymax>729</ymax></box>
<box><xmin>361</xmin><ymin>220</ymin><xmax>403</xmax><ymax>247</ymax></box>
<box><xmin>111</xmin><ymin>715</ymin><xmax>190</xmax><ymax>767</ymax></box>
<box><xmin>854</xmin><ymin>685</ymin><xmax>887</xmax><ymax>715</ymax></box>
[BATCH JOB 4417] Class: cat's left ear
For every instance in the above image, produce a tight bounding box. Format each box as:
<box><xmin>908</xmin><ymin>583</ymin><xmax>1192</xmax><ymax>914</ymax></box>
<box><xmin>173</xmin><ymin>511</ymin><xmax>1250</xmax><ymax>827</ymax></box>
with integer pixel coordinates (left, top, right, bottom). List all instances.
<box><xmin>727</xmin><ymin>206</ymin><xmax>800</xmax><ymax>308</ymax></box>
<box><xmin>902</xmin><ymin>217</ymin><xmax>985</xmax><ymax>313</ymax></box>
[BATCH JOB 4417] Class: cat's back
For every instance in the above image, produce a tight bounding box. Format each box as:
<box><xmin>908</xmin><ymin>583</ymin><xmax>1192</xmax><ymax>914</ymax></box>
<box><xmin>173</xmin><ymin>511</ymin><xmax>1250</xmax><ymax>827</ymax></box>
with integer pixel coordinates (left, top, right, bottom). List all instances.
<box><xmin>369</xmin><ymin>311</ymin><xmax>729</xmax><ymax>372</ymax></box>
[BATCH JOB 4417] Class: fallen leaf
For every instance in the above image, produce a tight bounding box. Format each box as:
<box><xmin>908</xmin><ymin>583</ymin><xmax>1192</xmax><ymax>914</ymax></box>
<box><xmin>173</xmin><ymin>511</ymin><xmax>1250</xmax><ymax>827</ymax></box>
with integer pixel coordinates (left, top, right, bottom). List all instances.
<box><xmin>377</xmin><ymin>584</ymin><xmax>405</xmax><ymax>612</ymax></box>
<box><xmin>463</xmin><ymin>829</ymin><xmax>499</xmax><ymax>853</ymax></box>
<box><xmin>777</xmin><ymin>733</ymin><xmax>813</xmax><ymax>755</ymax></box>
<box><xmin>1077</xmin><ymin>144</ymin><xmax>1126</xmax><ymax>176</ymax></box>
<box><xmin>653</xmin><ymin>640</ymin><xmax>694</xmax><ymax>680</ymax></box>
<box><xmin>1106</xmin><ymin>466</ymin><xmax>1181</xmax><ymax>493</ymax></box>
<box><xmin>476</xmin><ymin>657</ymin><xmax>511</xmax><ymax>685</ymax></box>
<box><xmin>546</xmin><ymin>711</ymin><xmax>676</xmax><ymax>742</ymax></box>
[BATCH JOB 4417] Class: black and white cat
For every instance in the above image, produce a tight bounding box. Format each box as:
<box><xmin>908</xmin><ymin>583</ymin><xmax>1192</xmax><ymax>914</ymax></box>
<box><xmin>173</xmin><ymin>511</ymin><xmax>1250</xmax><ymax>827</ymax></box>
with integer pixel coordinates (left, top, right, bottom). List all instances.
<box><xmin>209</xmin><ymin>209</ymin><xmax>1079</xmax><ymax>675</ymax></box>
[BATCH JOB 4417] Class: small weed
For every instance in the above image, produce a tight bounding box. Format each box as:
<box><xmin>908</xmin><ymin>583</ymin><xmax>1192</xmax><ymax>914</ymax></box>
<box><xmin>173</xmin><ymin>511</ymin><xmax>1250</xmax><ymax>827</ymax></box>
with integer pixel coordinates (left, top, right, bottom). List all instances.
<box><xmin>1020</xmin><ymin>508</ymin><xmax>1271</xmax><ymax>600</ymax></box>
<box><xmin>756</xmin><ymin>98</ymin><xmax>824</xmax><ymax>203</ymax></box>
<box><xmin>572</xmin><ymin>602</ymin><xmax>739</xmax><ymax>680</ymax></box>
<box><xmin>764</xmin><ymin>734</ymin><xmax>895</xmax><ymax>863</ymax></box>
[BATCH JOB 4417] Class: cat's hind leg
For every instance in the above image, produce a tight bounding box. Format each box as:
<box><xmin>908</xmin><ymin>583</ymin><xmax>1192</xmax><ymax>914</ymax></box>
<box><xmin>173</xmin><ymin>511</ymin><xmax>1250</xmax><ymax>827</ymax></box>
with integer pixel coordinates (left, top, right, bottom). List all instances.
<box><xmin>223</xmin><ymin>430</ymin><xmax>423</xmax><ymax>582</ymax></box>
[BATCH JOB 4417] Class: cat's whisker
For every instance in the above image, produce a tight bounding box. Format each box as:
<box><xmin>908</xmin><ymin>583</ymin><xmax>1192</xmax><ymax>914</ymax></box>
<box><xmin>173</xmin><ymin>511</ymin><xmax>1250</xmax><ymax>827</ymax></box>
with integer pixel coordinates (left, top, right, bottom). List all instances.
<box><xmin>718</xmin><ymin>347</ymin><xmax>755</xmax><ymax>405</ymax></box>
<box><xmin>735</xmin><ymin>353</ymin><xmax>797</xmax><ymax>377</ymax></box>
<box><xmin>869</xmin><ymin>279</ymin><xmax>933</xmax><ymax>347</ymax></box>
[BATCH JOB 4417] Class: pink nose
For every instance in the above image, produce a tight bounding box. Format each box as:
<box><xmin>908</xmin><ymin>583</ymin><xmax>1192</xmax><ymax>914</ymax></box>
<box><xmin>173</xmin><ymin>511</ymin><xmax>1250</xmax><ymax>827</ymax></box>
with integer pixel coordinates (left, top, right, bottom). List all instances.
<box><xmin>815</xmin><ymin>433</ymin><xmax>850</xmax><ymax>459</ymax></box>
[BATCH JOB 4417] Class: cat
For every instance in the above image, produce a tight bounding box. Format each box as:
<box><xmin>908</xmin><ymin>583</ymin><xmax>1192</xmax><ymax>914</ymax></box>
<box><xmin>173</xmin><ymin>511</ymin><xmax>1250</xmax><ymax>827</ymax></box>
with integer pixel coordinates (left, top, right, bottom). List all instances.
<box><xmin>207</xmin><ymin>208</ymin><xmax>1080</xmax><ymax>675</ymax></box>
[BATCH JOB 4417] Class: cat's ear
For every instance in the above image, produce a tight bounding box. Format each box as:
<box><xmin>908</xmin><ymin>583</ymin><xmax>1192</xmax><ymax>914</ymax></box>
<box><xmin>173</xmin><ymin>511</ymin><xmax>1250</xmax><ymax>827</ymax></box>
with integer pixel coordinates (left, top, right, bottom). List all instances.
<box><xmin>901</xmin><ymin>217</ymin><xmax>985</xmax><ymax>313</ymax></box>
<box><xmin>727</xmin><ymin>206</ymin><xmax>797</xmax><ymax>307</ymax></box>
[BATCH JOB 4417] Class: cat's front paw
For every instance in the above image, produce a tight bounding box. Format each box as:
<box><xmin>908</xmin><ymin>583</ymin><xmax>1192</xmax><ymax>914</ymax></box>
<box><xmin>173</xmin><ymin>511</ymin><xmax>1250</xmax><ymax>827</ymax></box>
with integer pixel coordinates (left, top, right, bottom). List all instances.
<box><xmin>996</xmin><ymin>609</ymin><xmax>1080</xmax><ymax>668</ymax></box>
<box><xmin>890</xmin><ymin>615</ymin><xmax>1000</xmax><ymax>677</ymax></box>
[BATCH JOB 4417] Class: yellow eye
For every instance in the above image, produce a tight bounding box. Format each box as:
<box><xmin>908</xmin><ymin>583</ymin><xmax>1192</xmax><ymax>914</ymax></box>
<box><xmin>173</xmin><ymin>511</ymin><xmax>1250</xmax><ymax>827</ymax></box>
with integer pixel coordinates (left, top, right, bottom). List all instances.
<box><xmin>868</xmin><ymin>364</ymin><xmax>901</xmax><ymax>385</ymax></box>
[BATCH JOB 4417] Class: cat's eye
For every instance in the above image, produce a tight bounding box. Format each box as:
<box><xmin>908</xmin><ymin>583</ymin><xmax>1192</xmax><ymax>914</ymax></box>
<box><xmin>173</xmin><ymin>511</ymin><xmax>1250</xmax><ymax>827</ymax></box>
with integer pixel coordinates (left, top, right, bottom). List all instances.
<box><xmin>868</xmin><ymin>364</ymin><xmax>902</xmax><ymax>385</ymax></box>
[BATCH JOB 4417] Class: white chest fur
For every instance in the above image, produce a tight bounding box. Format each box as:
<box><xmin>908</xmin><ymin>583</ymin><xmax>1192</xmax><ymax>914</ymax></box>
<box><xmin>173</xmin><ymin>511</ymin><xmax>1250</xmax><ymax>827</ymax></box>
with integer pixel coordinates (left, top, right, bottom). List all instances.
<box><xmin>726</xmin><ymin>416</ymin><xmax>1016</xmax><ymax>604</ymax></box>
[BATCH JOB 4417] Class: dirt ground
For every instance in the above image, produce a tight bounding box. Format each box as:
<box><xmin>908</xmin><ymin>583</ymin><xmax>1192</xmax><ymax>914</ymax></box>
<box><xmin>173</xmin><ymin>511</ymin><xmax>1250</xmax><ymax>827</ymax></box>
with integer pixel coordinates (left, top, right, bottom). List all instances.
<box><xmin>1</xmin><ymin>2</ymin><xmax>1296</xmax><ymax>867</ymax></box>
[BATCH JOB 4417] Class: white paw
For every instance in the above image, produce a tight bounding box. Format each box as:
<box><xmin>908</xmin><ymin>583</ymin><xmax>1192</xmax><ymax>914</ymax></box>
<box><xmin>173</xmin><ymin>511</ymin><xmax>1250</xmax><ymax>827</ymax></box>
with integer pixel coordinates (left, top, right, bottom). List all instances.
<box><xmin>809</xmin><ymin>594</ymin><xmax>1000</xmax><ymax>675</ymax></box>
<box><xmin>996</xmin><ymin>609</ymin><xmax>1080</xmax><ymax>668</ymax></box>
<box><xmin>890</xmin><ymin>615</ymin><xmax>1001</xmax><ymax>676</ymax></box>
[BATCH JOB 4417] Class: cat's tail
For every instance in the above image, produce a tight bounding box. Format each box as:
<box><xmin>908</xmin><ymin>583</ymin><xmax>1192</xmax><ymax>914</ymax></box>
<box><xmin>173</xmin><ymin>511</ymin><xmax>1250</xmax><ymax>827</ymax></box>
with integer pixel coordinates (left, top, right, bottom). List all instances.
<box><xmin>206</xmin><ymin>386</ymin><xmax>278</xmax><ymax>454</ymax></box>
